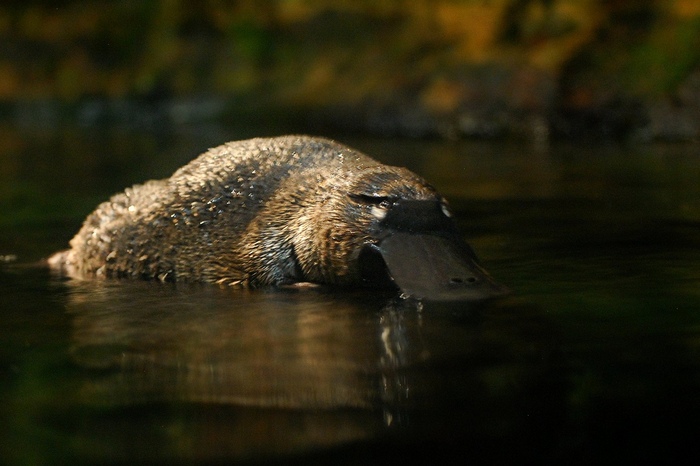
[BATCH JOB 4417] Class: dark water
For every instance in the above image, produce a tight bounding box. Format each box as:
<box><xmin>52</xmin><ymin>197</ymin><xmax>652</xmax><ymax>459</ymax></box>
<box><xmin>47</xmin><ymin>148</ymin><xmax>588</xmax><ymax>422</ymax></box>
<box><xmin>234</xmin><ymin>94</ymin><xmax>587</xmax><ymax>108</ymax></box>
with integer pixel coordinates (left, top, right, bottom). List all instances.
<box><xmin>1</xmin><ymin>123</ymin><xmax>700</xmax><ymax>464</ymax></box>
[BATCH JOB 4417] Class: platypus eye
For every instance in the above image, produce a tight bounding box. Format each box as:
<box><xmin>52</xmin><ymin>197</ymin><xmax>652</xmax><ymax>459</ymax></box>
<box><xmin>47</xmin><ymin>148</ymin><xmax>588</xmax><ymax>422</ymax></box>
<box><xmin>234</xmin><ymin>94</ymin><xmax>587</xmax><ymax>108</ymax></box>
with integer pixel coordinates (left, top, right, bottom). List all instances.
<box><xmin>348</xmin><ymin>193</ymin><xmax>394</xmax><ymax>208</ymax></box>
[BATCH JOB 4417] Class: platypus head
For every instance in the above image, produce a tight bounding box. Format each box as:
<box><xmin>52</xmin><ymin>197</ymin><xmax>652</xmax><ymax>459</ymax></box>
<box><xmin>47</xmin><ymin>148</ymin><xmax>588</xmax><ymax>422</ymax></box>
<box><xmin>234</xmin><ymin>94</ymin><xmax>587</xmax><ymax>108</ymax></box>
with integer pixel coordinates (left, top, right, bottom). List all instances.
<box><xmin>296</xmin><ymin>165</ymin><xmax>507</xmax><ymax>301</ymax></box>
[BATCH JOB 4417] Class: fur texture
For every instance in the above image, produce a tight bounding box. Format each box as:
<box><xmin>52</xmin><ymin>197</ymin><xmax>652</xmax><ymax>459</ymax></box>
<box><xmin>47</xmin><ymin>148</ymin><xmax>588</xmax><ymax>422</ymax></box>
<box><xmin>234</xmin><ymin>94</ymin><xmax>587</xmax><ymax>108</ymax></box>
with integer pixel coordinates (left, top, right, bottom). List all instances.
<box><xmin>49</xmin><ymin>135</ymin><xmax>445</xmax><ymax>287</ymax></box>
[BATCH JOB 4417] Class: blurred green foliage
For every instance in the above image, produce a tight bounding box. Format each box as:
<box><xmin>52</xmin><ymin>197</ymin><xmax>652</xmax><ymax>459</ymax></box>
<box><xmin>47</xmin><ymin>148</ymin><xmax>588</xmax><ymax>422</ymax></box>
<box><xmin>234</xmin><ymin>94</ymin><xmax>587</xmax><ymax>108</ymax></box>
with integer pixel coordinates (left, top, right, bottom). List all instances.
<box><xmin>1</xmin><ymin>1</ymin><xmax>700</xmax><ymax>139</ymax></box>
<box><xmin>0</xmin><ymin>1</ymin><xmax>696</xmax><ymax>100</ymax></box>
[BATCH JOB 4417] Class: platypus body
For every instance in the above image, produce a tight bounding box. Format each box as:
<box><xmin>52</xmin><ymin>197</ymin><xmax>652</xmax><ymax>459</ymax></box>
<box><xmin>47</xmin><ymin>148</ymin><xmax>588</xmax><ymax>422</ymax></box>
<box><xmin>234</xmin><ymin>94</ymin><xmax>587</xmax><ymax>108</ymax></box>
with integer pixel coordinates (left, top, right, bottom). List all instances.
<box><xmin>50</xmin><ymin>135</ymin><xmax>503</xmax><ymax>300</ymax></box>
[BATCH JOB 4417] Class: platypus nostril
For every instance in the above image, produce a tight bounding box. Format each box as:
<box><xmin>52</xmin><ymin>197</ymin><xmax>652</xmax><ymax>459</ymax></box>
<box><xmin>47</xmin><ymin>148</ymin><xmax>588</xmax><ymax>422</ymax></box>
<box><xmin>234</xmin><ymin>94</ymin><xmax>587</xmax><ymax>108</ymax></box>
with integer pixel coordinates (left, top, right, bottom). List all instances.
<box><xmin>449</xmin><ymin>276</ymin><xmax>478</xmax><ymax>285</ymax></box>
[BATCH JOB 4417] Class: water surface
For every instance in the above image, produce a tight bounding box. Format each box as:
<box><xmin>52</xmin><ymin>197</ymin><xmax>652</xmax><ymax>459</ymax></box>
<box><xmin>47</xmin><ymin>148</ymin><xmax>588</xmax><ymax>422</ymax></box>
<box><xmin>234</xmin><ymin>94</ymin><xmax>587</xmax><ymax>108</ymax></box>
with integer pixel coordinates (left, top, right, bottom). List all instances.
<box><xmin>1</xmin><ymin>125</ymin><xmax>699</xmax><ymax>464</ymax></box>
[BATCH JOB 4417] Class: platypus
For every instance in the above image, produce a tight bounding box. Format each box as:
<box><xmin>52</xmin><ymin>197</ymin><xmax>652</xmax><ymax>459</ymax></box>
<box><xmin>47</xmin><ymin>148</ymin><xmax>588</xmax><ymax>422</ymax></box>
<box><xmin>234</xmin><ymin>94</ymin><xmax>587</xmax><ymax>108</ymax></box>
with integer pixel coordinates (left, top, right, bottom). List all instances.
<box><xmin>49</xmin><ymin>135</ymin><xmax>504</xmax><ymax>300</ymax></box>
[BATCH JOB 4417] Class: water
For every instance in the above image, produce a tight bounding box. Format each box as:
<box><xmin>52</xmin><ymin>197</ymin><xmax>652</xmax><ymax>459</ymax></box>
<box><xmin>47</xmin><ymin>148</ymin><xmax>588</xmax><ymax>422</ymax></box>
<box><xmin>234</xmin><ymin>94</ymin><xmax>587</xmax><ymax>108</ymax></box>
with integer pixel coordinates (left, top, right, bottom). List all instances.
<box><xmin>1</xmin><ymin>123</ymin><xmax>700</xmax><ymax>464</ymax></box>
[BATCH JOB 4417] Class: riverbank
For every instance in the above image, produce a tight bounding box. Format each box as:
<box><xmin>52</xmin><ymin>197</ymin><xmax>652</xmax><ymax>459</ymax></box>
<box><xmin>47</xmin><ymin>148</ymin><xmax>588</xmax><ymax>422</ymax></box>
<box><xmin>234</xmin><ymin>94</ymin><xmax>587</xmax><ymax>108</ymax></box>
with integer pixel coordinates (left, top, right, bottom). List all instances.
<box><xmin>2</xmin><ymin>1</ymin><xmax>700</xmax><ymax>141</ymax></box>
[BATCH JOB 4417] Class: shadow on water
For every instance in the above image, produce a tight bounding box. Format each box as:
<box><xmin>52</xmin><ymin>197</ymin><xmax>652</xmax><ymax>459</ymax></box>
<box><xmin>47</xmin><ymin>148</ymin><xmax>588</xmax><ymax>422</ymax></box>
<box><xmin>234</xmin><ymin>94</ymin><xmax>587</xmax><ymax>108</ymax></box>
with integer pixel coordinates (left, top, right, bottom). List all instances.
<box><xmin>6</xmin><ymin>271</ymin><xmax>564</xmax><ymax>464</ymax></box>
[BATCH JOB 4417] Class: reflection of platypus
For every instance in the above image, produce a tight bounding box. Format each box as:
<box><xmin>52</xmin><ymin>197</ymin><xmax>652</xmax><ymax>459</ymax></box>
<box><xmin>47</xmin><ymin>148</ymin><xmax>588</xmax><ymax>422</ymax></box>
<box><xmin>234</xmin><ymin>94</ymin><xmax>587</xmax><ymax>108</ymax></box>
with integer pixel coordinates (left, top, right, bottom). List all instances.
<box><xmin>50</xmin><ymin>135</ymin><xmax>504</xmax><ymax>300</ymax></box>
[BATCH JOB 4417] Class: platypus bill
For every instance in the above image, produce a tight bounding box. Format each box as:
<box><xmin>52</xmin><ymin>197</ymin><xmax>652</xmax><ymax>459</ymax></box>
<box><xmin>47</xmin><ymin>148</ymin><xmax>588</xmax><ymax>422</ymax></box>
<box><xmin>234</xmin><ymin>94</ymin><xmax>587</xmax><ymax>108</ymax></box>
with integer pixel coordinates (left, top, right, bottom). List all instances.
<box><xmin>49</xmin><ymin>135</ymin><xmax>506</xmax><ymax>301</ymax></box>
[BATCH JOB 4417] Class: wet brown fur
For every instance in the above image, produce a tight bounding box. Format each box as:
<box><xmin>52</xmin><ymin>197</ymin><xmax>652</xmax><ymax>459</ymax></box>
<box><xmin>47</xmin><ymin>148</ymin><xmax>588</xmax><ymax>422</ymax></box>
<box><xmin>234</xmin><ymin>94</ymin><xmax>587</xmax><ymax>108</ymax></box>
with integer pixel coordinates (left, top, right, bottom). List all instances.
<box><xmin>49</xmin><ymin>135</ymin><xmax>444</xmax><ymax>287</ymax></box>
